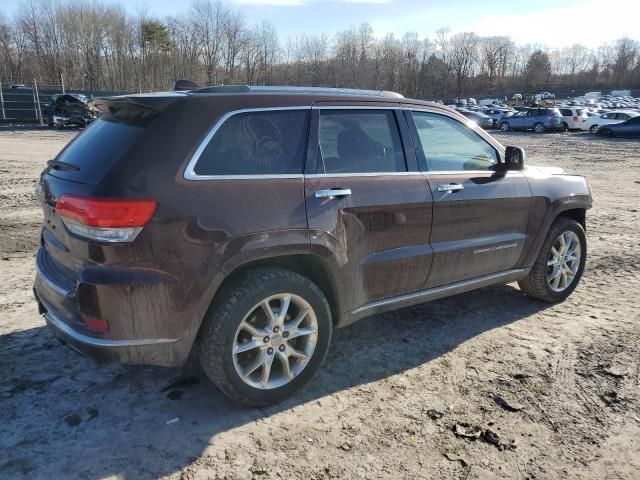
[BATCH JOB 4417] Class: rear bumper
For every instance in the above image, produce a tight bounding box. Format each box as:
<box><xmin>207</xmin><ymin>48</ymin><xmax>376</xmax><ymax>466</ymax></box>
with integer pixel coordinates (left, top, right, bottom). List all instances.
<box><xmin>33</xmin><ymin>246</ymin><xmax>185</xmax><ymax>367</ymax></box>
<box><xmin>39</xmin><ymin>297</ymin><xmax>180</xmax><ymax>365</ymax></box>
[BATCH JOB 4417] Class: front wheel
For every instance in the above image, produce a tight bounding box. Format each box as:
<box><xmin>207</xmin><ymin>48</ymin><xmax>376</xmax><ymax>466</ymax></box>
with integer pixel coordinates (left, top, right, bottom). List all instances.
<box><xmin>198</xmin><ymin>267</ymin><xmax>332</xmax><ymax>406</ymax></box>
<box><xmin>518</xmin><ymin>216</ymin><xmax>586</xmax><ymax>302</ymax></box>
<box><xmin>599</xmin><ymin>128</ymin><xmax>613</xmax><ymax>137</ymax></box>
<box><xmin>533</xmin><ymin>122</ymin><xmax>545</xmax><ymax>133</ymax></box>
<box><xmin>500</xmin><ymin>122</ymin><xmax>510</xmax><ymax>132</ymax></box>
<box><xmin>589</xmin><ymin>124</ymin><xmax>598</xmax><ymax>134</ymax></box>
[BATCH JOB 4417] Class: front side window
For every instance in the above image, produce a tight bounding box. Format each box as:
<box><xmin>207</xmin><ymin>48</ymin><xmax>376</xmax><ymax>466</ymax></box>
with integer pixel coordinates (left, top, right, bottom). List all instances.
<box><xmin>411</xmin><ymin>111</ymin><xmax>498</xmax><ymax>172</ymax></box>
<box><xmin>317</xmin><ymin>110</ymin><xmax>406</xmax><ymax>174</ymax></box>
<box><xmin>194</xmin><ymin>109</ymin><xmax>309</xmax><ymax>176</ymax></box>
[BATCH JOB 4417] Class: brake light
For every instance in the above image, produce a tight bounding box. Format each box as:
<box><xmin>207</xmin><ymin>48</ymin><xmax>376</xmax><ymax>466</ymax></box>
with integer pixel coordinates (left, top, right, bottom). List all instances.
<box><xmin>56</xmin><ymin>195</ymin><xmax>157</xmax><ymax>242</ymax></box>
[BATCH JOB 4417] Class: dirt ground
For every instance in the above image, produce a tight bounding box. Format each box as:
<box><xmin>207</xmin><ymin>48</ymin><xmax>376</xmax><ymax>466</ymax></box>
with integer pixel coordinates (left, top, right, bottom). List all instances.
<box><xmin>1</xmin><ymin>127</ymin><xmax>639</xmax><ymax>480</ymax></box>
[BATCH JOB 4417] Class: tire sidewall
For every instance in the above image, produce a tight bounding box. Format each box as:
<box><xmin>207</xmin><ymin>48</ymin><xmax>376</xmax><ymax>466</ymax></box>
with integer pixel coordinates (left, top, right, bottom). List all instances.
<box><xmin>538</xmin><ymin>220</ymin><xmax>587</xmax><ymax>301</ymax></box>
<box><xmin>204</xmin><ymin>271</ymin><xmax>332</xmax><ymax>406</ymax></box>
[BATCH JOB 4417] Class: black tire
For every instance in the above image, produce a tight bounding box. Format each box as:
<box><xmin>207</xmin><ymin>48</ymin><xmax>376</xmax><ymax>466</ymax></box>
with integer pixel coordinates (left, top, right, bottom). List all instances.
<box><xmin>500</xmin><ymin>122</ymin><xmax>510</xmax><ymax>132</ymax></box>
<box><xmin>561</xmin><ymin>122</ymin><xmax>569</xmax><ymax>132</ymax></box>
<box><xmin>533</xmin><ymin>122</ymin><xmax>545</xmax><ymax>133</ymax></box>
<box><xmin>599</xmin><ymin>128</ymin><xmax>613</xmax><ymax>138</ymax></box>
<box><xmin>518</xmin><ymin>216</ymin><xmax>586</xmax><ymax>303</ymax></box>
<box><xmin>197</xmin><ymin>267</ymin><xmax>332</xmax><ymax>406</ymax></box>
<box><xmin>589</xmin><ymin>124</ymin><xmax>598</xmax><ymax>134</ymax></box>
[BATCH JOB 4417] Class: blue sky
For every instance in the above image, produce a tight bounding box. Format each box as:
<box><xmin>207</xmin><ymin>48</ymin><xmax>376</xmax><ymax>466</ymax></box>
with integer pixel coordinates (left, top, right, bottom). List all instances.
<box><xmin>1</xmin><ymin>0</ymin><xmax>637</xmax><ymax>48</ymax></box>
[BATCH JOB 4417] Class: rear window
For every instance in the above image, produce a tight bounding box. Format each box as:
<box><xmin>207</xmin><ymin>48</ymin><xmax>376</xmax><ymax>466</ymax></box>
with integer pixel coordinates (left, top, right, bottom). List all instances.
<box><xmin>49</xmin><ymin>118</ymin><xmax>146</xmax><ymax>184</ymax></box>
<box><xmin>194</xmin><ymin>110</ymin><xmax>309</xmax><ymax>176</ymax></box>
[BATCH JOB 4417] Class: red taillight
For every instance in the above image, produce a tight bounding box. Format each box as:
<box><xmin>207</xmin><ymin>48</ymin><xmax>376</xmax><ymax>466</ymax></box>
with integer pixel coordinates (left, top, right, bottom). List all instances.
<box><xmin>573</xmin><ymin>116</ymin><xmax>578</xmax><ymax>121</ymax></box>
<box><xmin>81</xmin><ymin>314</ymin><xmax>109</xmax><ymax>333</ymax></box>
<box><xmin>56</xmin><ymin>195</ymin><xmax>157</xmax><ymax>228</ymax></box>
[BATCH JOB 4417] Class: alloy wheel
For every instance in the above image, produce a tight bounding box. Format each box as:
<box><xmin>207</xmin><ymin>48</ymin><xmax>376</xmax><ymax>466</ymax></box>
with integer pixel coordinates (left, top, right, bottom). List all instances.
<box><xmin>546</xmin><ymin>231</ymin><xmax>582</xmax><ymax>292</ymax></box>
<box><xmin>232</xmin><ymin>293</ymin><xmax>318</xmax><ymax>390</ymax></box>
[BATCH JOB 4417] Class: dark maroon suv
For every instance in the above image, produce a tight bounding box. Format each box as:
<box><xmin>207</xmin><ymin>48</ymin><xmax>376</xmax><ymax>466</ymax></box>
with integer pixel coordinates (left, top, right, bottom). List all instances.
<box><xmin>34</xmin><ymin>86</ymin><xmax>592</xmax><ymax>405</ymax></box>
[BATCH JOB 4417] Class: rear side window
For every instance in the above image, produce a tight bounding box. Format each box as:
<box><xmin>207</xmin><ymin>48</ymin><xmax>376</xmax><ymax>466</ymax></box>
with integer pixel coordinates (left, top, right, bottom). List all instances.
<box><xmin>560</xmin><ymin>109</ymin><xmax>572</xmax><ymax>116</ymax></box>
<box><xmin>411</xmin><ymin>111</ymin><xmax>497</xmax><ymax>171</ymax></box>
<box><xmin>318</xmin><ymin>110</ymin><xmax>406</xmax><ymax>174</ymax></box>
<box><xmin>194</xmin><ymin>110</ymin><xmax>309</xmax><ymax>176</ymax></box>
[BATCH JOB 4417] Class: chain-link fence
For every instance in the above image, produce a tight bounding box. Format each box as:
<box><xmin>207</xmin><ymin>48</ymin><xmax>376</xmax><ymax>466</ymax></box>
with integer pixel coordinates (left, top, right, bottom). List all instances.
<box><xmin>0</xmin><ymin>80</ymin><xmax>136</xmax><ymax>125</ymax></box>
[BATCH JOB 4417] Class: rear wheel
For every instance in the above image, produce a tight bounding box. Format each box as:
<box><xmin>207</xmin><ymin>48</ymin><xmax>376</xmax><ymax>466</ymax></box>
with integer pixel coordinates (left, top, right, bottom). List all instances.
<box><xmin>533</xmin><ymin>122</ymin><xmax>545</xmax><ymax>133</ymax></box>
<box><xmin>518</xmin><ymin>216</ymin><xmax>586</xmax><ymax>303</ymax></box>
<box><xmin>599</xmin><ymin>128</ymin><xmax>613</xmax><ymax>137</ymax></box>
<box><xmin>198</xmin><ymin>267</ymin><xmax>332</xmax><ymax>406</ymax></box>
<box><xmin>589</xmin><ymin>124</ymin><xmax>599</xmax><ymax>134</ymax></box>
<box><xmin>500</xmin><ymin>122</ymin><xmax>510</xmax><ymax>132</ymax></box>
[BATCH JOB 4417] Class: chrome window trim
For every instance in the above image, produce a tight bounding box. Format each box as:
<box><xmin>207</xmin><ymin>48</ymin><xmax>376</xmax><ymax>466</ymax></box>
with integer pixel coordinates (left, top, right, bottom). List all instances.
<box><xmin>305</xmin><ymin>171</ymin><xmax>522</xmax><ymax>178</ymax></box>
<box><xmin>183</xmin><ymin>106</ymin><xmax>311</xmax><ymax>181</ymax></box>
<box><xmin>305</xmin><ymin>172</ymin><xmax>422</xmax><ymax>179</ymax></box>
<box><xmin>183</xmin><ymin>104</ymin><xmax>515</xmax><ymax>180</ymax></box>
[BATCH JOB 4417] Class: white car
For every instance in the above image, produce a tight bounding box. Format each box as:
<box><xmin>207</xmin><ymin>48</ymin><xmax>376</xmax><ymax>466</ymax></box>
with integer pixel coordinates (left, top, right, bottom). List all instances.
<box><xmin>581</xmin><ymin>111</ymin><xmax>640</xmax><ymax>133</ymax></box>
<box><xmin>558</xmin><ymin>107</ymin><xmax>589</xmax><ymax>130</ymax></box>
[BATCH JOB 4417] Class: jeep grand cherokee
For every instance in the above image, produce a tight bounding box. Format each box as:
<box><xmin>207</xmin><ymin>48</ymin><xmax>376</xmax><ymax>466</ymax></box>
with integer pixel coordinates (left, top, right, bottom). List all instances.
<box><xmin>34</xmin><ymin>86</ymin><xmax>592</xmax><ymax>405</ymax></box>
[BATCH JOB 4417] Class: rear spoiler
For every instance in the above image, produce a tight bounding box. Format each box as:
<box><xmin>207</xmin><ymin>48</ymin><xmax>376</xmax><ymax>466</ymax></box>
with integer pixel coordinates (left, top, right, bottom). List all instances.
<box><xmin>89</xmin><ymin>95</ymin><xmax>184</xmax><ymax>127</ymax></box>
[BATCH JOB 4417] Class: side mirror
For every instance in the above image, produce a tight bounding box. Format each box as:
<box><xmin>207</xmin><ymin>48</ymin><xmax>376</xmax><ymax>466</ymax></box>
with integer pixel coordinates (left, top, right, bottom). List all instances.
<box><xmin>504</xmin><ymin>146</ymin><xmax>525</xmax><ymax>171</ymax></box>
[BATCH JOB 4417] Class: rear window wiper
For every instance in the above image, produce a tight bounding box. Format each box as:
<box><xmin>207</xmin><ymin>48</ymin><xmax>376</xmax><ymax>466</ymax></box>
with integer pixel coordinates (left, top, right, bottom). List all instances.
<box><xmin>47</xmin><ymin>159</ymin><xmax>80</xmax><ymax>171</ymax></box>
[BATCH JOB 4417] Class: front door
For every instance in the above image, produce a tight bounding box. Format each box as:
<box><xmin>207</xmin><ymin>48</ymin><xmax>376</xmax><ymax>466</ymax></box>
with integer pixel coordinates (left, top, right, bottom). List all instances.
<box><xmin>406</xmin><ymin>109</ymin><xmax>532</xmax><ymax>288</ymax></box>
<box><xmin>305</xmin><ymin>106</ymin><xmax>434</xmax><ymax>310</ymax></box>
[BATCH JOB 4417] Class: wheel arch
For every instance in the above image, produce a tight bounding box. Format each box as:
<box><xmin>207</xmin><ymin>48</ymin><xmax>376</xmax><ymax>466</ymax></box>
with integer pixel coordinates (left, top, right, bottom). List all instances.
<box><xmin>212</xmin><ymin>253</ymin><xmax>343</xmax><ymax>328</ymax></box>
<box><xmin>557</xmin><ymin>207</ymin><xmax>586</xmax><ymax>231</ymax></box>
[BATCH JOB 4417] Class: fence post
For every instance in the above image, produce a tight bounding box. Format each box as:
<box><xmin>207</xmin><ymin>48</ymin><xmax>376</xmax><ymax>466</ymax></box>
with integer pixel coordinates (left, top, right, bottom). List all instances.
<box><xmin>0</xmin><ymin>81</ymin><xmax>5</xmax><ymax>120</ymax></box>
<box><xmin>34</xmin><ymin>78</ymin><xmax>44</xmax><ymax>126</ymax></box>
<box><xmin>61</xmin><ymin>73</ymin><xmax>65</xmax><ymax>94</ymax></box>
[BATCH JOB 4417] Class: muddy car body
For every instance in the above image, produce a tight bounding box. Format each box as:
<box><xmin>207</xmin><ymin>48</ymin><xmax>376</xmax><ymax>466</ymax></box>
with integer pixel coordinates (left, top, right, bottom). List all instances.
<box><xmin>34</xmin><ymin>86</ymin><xmax>592</xmax><ymax>405</ymax></box>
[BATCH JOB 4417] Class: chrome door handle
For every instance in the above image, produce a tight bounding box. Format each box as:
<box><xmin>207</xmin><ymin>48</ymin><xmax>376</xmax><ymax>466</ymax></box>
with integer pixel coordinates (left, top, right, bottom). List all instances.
<box><xmin>315</xmin><ymin>189</ymin><xmax>352</xmax><ymax>199</ymax></box>
<box><xmin>437</xmin><ymin>183</ymin><xmax>464</xmax><ymax>193</ymax></box>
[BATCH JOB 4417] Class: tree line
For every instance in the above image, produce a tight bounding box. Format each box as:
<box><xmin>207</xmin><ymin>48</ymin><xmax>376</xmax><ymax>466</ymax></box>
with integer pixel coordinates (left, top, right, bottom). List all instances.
<box><xmin>1</xmin><ymin>0</ymin><xmax>639</xmax><ymax>98</ymax></box>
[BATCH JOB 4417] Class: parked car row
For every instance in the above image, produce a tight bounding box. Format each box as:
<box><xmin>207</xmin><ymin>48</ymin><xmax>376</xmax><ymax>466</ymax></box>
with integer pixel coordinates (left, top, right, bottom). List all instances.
<box><xmin>557</xmin><ymin>93</ymin><xmax>640</xmax><ymax>137</ymax></box>
<box><xmin>452</xmin><ymin>91</ymin><xmax>640</xmax><ymax>137</ymax></box>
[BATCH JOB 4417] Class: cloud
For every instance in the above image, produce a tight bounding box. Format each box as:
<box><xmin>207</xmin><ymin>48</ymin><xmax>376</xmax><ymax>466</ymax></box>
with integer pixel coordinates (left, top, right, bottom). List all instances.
<box><xmin>230</xmin><ymin>0</ymin><xmax>389</xmax><ymax>5</ymax></box>
<box><xmin>462</xmin><ymin>0</ymin><xmax>638</xmax><ymax>48</ymax></box>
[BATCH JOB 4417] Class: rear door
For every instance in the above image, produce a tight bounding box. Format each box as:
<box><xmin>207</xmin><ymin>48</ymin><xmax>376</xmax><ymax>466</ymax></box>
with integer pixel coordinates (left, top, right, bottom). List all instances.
<box><xmin>509</xmin><ymin>111</ymin><xmax>527</xmax><ymax>129</ymax></box>
<box><xmin>525</xmin><ymin>108</ymin><xmax>540</xmax><ymax>129</ymax></box>
<box><xmin>304</xmin><ymin>105</ymin><xmax>433</xmax><ymax>309</ymax></box>
<box><xmin>406</xmin><ymin>108</ymin><xmax>531</xmax><ymax>288</ymax></box>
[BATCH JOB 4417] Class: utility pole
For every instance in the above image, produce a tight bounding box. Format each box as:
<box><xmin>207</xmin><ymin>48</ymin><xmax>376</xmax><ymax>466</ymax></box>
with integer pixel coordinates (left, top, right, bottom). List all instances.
<box><xmin>34</xmin><ymin>78</ymin><xmax>44</xmax><ymax>126</ymax></box>
<box><xmin>0</xmin><ymin>81</ymin><xmax>5</xmax><ymax>120</ymax></box>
